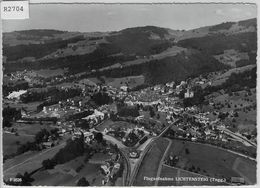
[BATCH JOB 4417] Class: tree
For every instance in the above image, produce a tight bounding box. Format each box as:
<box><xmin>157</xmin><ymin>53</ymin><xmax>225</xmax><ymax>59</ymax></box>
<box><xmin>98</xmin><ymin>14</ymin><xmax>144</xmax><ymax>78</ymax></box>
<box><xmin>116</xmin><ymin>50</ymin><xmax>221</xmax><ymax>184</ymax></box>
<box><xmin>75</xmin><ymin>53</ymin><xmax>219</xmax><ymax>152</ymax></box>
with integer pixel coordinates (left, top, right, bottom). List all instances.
<box><xmin>92</xmin><ymin>92</ymin><xmax>112</xmax><ymax>105</ymax></box>
<box><xmin>35</xmin><ymin>129</ymin><xmax>50</xmax><ymax>144</ymax></box>
<box><xmin>95</xmin><ymin>132</ymin><xmax>103</xmax><ymax>143</ymax></box>
<box><xmin>149</xmin><ymin>108</ymin><xmax>155</xmax><ymax>118</ymax></box>
<box><xmin>246</xmin><ymin>135</ymin><xmax>252</xmax><ymax>140</ymax></box>
<box><xmin>77</xmin><ymin>177</ymin><xmax>90</xmax><ymax>186</ymax></box>
<box><xmin>3</xmin><ymin>118</ymin><xmax>12</xmax><ymax>128</ymax></box>
<box><xmin>117</xmin><ymin>106</ymin><xmax>139</xmax><ymax>117</ymax></box>
<box><xmin>42</xmin><ymin>159</ymin><xmax>56</xmax><ymax>169</ymax></box>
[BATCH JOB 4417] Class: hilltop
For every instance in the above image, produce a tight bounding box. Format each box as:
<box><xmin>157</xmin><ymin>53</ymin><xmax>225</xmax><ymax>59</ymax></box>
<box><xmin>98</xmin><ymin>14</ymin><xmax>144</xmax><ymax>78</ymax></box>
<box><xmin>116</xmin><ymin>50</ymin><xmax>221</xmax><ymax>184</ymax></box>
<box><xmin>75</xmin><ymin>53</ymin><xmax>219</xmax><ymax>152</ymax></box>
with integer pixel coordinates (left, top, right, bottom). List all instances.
<box><xmin>3</xmin><ymin>18</ymin><xmax>257</xmax><ymax>85</ymax></box>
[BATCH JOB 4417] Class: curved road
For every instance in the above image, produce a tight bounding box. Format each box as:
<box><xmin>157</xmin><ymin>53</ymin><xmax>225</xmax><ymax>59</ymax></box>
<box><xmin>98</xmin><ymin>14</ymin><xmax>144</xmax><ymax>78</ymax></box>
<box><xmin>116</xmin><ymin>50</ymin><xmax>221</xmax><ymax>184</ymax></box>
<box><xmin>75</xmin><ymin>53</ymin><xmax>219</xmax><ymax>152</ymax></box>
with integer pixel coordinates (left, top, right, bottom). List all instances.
<box><xmin>128</xmin><ymin>119</ymin><xmax>181</xmax><ymax>185</ymax></box>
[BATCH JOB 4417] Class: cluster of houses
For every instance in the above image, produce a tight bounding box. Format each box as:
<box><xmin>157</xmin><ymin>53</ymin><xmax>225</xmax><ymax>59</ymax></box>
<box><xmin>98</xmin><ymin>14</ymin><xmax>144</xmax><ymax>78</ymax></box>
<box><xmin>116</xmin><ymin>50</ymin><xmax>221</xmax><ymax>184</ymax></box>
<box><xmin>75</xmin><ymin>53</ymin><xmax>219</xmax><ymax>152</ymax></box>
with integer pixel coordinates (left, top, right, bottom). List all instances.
<box><xmin>170</xmin><ymin>113</ymin><xmax>230</xmax><ymax>143</ymax></box>
<box><xmin>82</xmin><ymin>109</ymin><xmax>105</xmax><ymax>127</ymax></box>
<box><xmin>72</xmin><ymin>129</ymin><xmax>95</xmax><ymax>143</ymax></box>
<box><xmin>100</xmin><ymin>154</ymin><xmax>121</xmax><ymax>185</ymax></box>
<box><xmin>6</xmin><ymin>70</ymin><xmax>45</xmax><ymax>87</ymax></box>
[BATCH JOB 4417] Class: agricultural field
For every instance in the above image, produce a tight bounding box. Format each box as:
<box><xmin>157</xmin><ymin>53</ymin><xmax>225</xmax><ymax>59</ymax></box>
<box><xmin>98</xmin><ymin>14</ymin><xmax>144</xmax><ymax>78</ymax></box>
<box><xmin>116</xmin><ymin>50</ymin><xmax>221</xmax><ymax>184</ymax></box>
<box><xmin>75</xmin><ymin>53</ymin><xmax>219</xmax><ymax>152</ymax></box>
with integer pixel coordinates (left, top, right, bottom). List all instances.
<box><xmin>105</xmin><ymin>75</ymin><xmax>145</xmax><ymax>89</ymax></box>
<box><xmin>211</xmin><ymin>65</ymin><xmax>255</xmax><ymax>87</ymax></box>
<box><xmin>164</xmin><ymin>139</ymin><xmax>256</xmax><ymax>184</ymax></box>
<box><xmin>214</xmin><ymin>49</ymin><xmax>249</xmax><ymax>67</ymax></box>
<box><xmin>11</xmin><ymin>122</ymin><xmax>56</xmax><ymax>136</ymax></box>
<box><xmin>121</xmin><ymin>46</ymin><xmax>187</xmax><ymax>67</ymax></box>
<box><xmin>34</xmin><ymin>68</ymin><xmax>68</xmax><ymax>78</ymax></box>
<box><xmin>3</xmin><ymin>100</ymin><xmax>43</xmax><ymax>113</ymax></box>
<box><xmin>3</xmin><ymin>133</ymin><xmax>34</xmax><ymax>156</ymax></box>
<box><xmin>3</xmin><ymin>122</ymin><xmax>58</xmax><ymax>157</ymax></box>
<box><xmin>32</xmin><ymin>156</ymin><xmax>104</xmax><ymax>186</ymax></box>
<box><xmin>205</xmin><ymin>88</ymin><xmax>256</xmax><ymax>133</ymax></box>
<box><xmin>133</xmin><ymin>138</ymin><xmax>170</xmax><ymax>186</ymax></box>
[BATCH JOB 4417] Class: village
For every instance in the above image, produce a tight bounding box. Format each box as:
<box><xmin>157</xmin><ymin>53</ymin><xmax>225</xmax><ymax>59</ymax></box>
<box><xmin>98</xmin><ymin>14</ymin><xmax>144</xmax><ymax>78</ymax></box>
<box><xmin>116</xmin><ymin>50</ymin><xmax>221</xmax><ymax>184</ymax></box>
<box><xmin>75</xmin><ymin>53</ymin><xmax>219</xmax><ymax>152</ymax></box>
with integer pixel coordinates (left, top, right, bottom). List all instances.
<box><xmin>3</xmin><ymin>65</ymin><xmax>257</xmax><ymax>186</ymax></box>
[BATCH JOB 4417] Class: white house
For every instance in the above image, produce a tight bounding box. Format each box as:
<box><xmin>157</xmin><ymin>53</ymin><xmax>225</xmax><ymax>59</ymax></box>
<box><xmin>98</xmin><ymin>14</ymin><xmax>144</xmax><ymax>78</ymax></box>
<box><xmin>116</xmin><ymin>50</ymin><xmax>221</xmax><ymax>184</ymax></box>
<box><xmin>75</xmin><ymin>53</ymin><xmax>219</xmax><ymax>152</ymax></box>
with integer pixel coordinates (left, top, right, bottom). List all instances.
<box><xmin>7</xmin><ymin>90</ymin><xmax>27</xmax><ymax>100</ymax></box>
<box><xmin>184</xmin><ymin>89</ymin><xmax>194</xmax><ymax>98</ymax></box>
<box><xmin>120</xmin><ymin>86</ymin><xmax>128</xmax><ymax>92</ymax></box>
<box><xmin>82</xmin><ymin>109</ymin><xmax>105</xmax><ymax>122</ymax></box>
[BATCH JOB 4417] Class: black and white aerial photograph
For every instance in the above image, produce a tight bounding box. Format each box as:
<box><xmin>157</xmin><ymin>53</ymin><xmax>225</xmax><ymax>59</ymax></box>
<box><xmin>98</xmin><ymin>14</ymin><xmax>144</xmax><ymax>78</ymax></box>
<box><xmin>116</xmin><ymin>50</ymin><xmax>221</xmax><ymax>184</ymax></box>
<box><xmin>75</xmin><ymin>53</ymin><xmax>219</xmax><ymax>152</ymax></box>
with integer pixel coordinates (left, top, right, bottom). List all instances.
<box><xmin>1</xmin><ymin>1</ymin><xmax>258</xmax><ymax>187</ymax></box>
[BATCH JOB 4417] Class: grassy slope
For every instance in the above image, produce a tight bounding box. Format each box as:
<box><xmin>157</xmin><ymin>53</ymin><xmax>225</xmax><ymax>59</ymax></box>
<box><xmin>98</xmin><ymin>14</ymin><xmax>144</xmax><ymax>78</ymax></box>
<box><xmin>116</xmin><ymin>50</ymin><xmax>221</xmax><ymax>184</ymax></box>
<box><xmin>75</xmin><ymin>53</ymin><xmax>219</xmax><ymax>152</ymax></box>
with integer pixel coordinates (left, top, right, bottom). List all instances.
<box><xmin>164</xmin><ymin>139</ymin><xmax>256</xmax><ymax>184</ymax></box>
<box><xmin>3</xmin><ymin>133</ymin><xmax>34</xmax><ymax>156</ymax></box>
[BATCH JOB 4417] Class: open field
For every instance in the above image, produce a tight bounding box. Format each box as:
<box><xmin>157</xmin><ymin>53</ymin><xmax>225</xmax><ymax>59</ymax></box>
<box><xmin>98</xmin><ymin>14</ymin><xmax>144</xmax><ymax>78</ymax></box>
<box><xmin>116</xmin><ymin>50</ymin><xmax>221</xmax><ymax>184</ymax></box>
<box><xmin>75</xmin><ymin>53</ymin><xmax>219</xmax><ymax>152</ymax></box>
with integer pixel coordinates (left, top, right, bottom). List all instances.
<box><xmin>3</xmin><ymin>122</ymin><xmax>56</xmax><ymax>156</ymax></box>
<box><xmin>205</xmin><ymin>88</ymin><xmax>256</xmax><ymax>133</ymax></box>
<box><xmin>133</xmin><ymin>137</ymin><xmax>169</xmax><ymax>186</ymax></box>
<box><xmin>12</xmin><ymin>122</ymin><xmax>56</xmax><ymax>136</ymax></box>
<box><xmin>140</xmin><ymin>109</ymin><xmax>168</xmax><ymax>125</ymax></box>
<box><xmin>214</xmin><ymin>49</ymin><xmax>249</xmax><ymax>67</ymax></box>
<box><xmin>211</xmin><ymin>65</ymin><xmax>255</xmax><ymax>86</ymax></box>
<box><xmin>3</xmin><ymin>133</ymin><xmax>34</xmax><ymax>156</ymax></box>
<box><xmin>212</xmin><ymin>89</ymin><xmax>256</xmax><ymax>112</ymax></box>
<box><xmin>3</xmin><ymin>101</ymin><xmax>43</xmax><ymax>113</ymax></box>
<box><xmin>35</xmin><ymin>68</ymin><xmax>68</xmax><ymax>78</ymax></box>
<box><xmin>121</xmin><ymin>46</ymin><xmax>187</xmax><ymax>67</ymax></box>
<box><xmin>32</xmin><ymin>156</ymin><xmax>104</xmax><ymax>186</ymax></box>
<box><xmin>105</xmin><ymin>75</ymin><xmax>145</xmax><ymax>89</ymax></box>
<box><xmin>97</xmin><ymin>45</ymin><xmax>187</xmax><ymax>72</ymax></box>
<box><xmin>164</xmin><ymin>139</ymin><xmax>256</xmax><ymax>184</ymax></box>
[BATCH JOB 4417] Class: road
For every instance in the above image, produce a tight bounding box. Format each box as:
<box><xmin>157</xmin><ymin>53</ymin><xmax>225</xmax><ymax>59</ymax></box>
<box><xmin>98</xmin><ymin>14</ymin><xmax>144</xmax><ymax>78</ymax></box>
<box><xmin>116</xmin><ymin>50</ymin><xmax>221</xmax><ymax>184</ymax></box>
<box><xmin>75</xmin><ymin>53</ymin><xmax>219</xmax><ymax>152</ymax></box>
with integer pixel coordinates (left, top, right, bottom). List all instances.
<box><xmin>128</xmin><ymin>138</ymin><xmax>155</xmax><ymax>185</ymax></box>
<box><xmin>128</xmin><ymin>119</ymin><xmax>180</xmax><ymax>186</ymax></box>
<box><xmin>103</xmin><ymin>134</ymin><xmax>126</xmax><ymax>149</ymax></box>
<box><xmin>101</xmin><ymin>119</ymin><xmax>180</xmax><ymax>186</ymax></box>
<box><xmin>184</xmin><ymin>112</ymin><xmax>257</xmax><ymax>148</ymax></box>
<box><xmin>155</xmin><ymin>138</ymin><xmax>172</xmax><ymax>186</ymax></box>
<box><xmin>119</xmin><ymin>149</ymin><xmax>131</xmax><ymax>186</ymax></box>
<box><xmin>217</xmin><ymin>126</ymin><xmax>257</xmax><ymax>148</ymax></box>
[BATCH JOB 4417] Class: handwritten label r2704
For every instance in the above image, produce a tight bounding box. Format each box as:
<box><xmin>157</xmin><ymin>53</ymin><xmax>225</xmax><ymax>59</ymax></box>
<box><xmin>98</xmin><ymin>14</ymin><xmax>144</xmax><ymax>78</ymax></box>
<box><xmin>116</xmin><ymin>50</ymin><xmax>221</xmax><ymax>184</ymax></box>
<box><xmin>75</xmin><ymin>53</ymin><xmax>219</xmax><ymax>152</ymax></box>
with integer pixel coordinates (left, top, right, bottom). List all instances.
<box><xmin>1</xmin><ymin>1</ymin><xmax>29</xmax><ymax>20</ymax></box>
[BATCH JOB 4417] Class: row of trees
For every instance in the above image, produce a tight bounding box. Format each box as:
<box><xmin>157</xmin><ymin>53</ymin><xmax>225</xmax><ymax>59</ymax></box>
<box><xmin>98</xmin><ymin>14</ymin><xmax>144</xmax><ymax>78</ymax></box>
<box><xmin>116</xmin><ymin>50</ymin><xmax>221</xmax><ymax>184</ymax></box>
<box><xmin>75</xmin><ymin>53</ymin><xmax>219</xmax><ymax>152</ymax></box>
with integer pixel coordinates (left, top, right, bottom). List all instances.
<box><xmin>93</xmin><ymin>51</ymin><xmax>227</xmax><ymax>86</ymax></box>
<box><xmin>21</xmin><ymin>87</ymin><xmax>82</xmax><ymax>103</ymax></box>
<box><xmin>42</xmin><ymin>134</ymin><xmax>86</xmax><ymax>169</ymax></box>
<box><xmin>117</xmin><ymin>106</ymin><xmax>140</xmax><ymax>117</ymax></box>
<box><xmin>3</xmin><ymin>106</ymin><xmax>21</xmax><ymax>128</ymax></box>
<box><xmin>4</xmin><ymin>35</ymin><xmax>85</xmax><ymax>61</ymax></box>
<box><xmin>178</xmin><ymin>32</ymin><xmax>256</xmax><ymax>55</ymax></box>
<box><xmin>91</xmin><ymin>92</ymin><xmax>112</xmax><ymax>106</ymax></box>
<box><xmin>16</xmin><ymin>128</ymin><xmax>59</xmax><ymax>155</ymax></box>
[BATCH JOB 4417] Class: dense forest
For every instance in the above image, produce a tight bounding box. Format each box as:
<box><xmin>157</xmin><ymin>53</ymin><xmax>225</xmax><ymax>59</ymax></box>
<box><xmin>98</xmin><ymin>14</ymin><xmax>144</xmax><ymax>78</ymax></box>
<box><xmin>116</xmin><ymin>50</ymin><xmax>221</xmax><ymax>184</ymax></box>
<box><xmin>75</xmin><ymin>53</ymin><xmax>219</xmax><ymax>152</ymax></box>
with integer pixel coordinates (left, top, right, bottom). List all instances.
<box><xmin>3</xmin><ymin>43</ymin><xmax>136</xmax><ymax>73</ymax></box>
<box><xmin>107</xmin><ymin>26</ymin><xmax>172</xmax><ymax>56</ymax></box>
<box><xmin>177</xmin><ymin>32</ymin><xmax>256</xmax><ymax>55</ymax></box>
<box><xmin>3</xmin><ymin>35</ymin><xmax>85</xmax><ymax>61</ymax></box>
<box><xmin>93</xmin><ymin>51</ymin><xmax>228</xmax><ymax>85</ymax></box>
